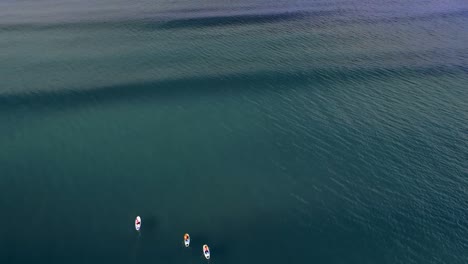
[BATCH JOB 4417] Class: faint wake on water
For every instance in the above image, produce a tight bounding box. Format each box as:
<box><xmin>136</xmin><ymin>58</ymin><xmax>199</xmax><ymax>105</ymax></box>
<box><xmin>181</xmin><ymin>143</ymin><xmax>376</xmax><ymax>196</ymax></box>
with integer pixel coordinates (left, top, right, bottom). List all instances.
<box><xmin>1</xmin><ymin>3</ymin><xmax>467</xmax><ymax>98</ymax></box>
<box><xmin>2</xmin><ymin>8</ymin><xmax>468</xmax><ymax>30</ymax></box>
<box><xmin>0</xmin><ymin>65</ymin><xmax>466</xmax><ymax>110</ymax></box>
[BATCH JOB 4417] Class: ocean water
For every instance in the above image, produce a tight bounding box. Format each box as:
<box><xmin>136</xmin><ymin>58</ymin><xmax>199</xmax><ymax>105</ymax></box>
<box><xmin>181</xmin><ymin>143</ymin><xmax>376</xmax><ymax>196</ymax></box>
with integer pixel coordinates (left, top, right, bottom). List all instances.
<box><xmin>0</xmin><ymin>0</ymin><xmax>467</xmax><ymax>263</ymax></box>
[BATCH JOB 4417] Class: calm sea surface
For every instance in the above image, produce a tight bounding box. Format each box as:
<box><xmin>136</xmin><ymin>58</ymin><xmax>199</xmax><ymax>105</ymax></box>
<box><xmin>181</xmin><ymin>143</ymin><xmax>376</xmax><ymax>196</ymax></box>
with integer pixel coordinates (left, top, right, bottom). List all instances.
<box><xmin>1</xmin><ymin>0</ymin><xmax>467</xmax><ymax>263</ymax></box>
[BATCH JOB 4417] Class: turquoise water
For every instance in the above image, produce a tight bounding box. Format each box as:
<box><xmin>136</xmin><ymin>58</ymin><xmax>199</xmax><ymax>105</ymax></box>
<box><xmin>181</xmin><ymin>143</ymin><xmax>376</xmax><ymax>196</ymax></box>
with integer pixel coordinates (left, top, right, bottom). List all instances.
<box><xmin>1</xmin><ymin>0</ymin><xmax>467</xmax><ymax>263</ymax></box>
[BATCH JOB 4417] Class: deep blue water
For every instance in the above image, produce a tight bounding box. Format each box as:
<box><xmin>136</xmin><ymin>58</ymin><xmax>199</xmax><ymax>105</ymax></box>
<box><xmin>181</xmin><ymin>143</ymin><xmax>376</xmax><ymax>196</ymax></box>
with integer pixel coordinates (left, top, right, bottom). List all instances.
<box><xmin>0</xmin><ymin>0</ymin><xmax>467</xmax><ymax>263</ymax></box>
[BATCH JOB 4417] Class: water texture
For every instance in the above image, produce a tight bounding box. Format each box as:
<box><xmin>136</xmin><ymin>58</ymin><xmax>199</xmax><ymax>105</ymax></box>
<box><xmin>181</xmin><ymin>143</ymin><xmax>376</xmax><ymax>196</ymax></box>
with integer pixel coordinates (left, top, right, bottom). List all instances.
<box><xmin>0</xmin><ymin>0</ymin><xmax>467</xmax><ymax>263</ymax></box>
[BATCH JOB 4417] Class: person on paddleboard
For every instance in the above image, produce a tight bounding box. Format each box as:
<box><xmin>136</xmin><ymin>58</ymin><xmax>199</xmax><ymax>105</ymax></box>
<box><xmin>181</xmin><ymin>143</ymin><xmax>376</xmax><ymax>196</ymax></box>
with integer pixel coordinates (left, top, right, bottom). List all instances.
<box><xmin>135</xmin><ymin>216</ymin><xmax>142</xmax><ymax>231</ymax></box>
<box><xmin>184</xmin><ymin>233</ymin><xmax>191</xmax><ymax>247</ymax></box>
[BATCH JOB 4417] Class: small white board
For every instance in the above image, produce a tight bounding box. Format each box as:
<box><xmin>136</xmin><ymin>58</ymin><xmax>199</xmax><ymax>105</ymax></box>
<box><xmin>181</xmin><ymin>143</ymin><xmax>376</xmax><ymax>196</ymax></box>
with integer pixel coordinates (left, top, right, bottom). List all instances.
<box><xmin>184</xmin><ymin>233</ymin><xmax>190</xmax><ymax>247</ymax></box>
<box><xmin>135</xmin><ymin>216</ymin><xmax>141</xmax><ymax>231</ymax></box>
<box><xmin>203</xmin><ymin>244</ymin><xmax>210</xmax><ymax>260</ymax></box>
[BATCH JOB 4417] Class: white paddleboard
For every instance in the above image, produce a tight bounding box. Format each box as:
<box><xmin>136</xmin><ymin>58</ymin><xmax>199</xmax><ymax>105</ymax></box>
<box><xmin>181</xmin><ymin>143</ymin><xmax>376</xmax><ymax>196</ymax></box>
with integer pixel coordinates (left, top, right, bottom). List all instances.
<box><xmin>135</xmin><ymin>216</ymin><xmax>141</xmax><ymax>231</ymax></box>
<box><xmin>184</xmin><ymin>233</ymin><xmax>190</xmax><ymax>247</ymax></box>
<box><xmin>203</xmin><ymin>244</ymin><xmax>210</xmax><ymax>259</ymax></box>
